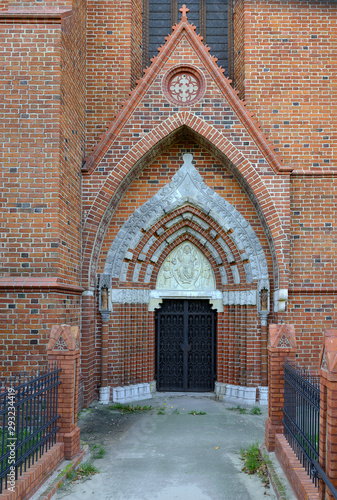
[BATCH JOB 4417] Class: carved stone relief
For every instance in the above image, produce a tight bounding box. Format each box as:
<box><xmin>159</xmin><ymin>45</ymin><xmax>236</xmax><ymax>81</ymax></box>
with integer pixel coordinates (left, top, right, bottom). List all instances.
<box><xmin>156</xmin><ymin>242</ymin><xmax>216</xmax><ymax>291</ymax></box>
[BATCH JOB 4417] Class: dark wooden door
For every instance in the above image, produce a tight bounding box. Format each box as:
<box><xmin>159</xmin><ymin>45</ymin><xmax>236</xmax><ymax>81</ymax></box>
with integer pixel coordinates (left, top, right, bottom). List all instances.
<box><xmin>155</xmin><ymin>299</ymin><xmax>216</xmax><ymax>391</ymax></box>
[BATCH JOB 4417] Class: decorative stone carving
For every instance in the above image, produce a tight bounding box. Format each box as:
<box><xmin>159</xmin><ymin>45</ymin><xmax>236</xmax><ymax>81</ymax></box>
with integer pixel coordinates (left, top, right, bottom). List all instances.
<box><xmin>101</xmin><ymin>287</ymin><xmax>109</xmax><ymax>310</ymax></box>
<box><xmin>110</xmin><ymin>289</ymin><xmax>150</xmax><ymax>305</ymax></box>
<box><xmin>162</xmin><ymin>66</ymin><xmax>206</xmax><ymax>106</ymax></box>
<box><xmin>169</xmin><ymin>73</ymin><xmax>199</xmax><ymax>103</ymax></box>
<box><xmin>222</xmin><ymin>290</ymin><xmax>257</xmax><ymax>306</ymax></box>
<box><xmin>53</xmin><ymin>336</ymin><xmax>69</xmax><ymax>351</ymax></box>
<box><xmin>277</xmin><ymin>334</ymin><xmax>292</xmax><ymax>348</ymax></box>
<box><xmin>156</xmin><ymin>242</ymin><xmax>216</xmax><ymax>291</ymax></box>
<box><xmin>103</xmin><ymin>154</ymin><xmax>269</xmax><ymax>294</ymax></box>
<box><xmin>260</xmin><ymin>288</ymin><xmax>269</xmax><ymax>311</ymax></box>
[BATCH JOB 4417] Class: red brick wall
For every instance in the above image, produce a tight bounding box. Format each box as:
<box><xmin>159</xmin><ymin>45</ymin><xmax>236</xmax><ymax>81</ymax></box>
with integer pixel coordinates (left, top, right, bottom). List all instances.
<box><xmin>86</xmin><ymin>0</ymin><xmax>134</xmax><ymax>153</ymax></box>
<box><xmin>1</xmin><ymin>291</ymin><xmax>81</xmax><ymax>376</ymax></box>
<box><xmin>131</xmin><ymin>0</ymin><xmax>142</xmax><ymax>88</ymax></box>
<box><xmin>237</xmin><ymin>0</ymin><xmax>337</xmax><ymax>370</ymax></box>
<box><xmin>0</xmin><ymin>21</ymin><xmax>62</xmax><ymax>279</ymax></box>
<box><xmin>242</xmin><ymin>0</ymin><xmax>337</xmax><ymax>173</ymax></box>
<box><xmin>287</xmin><ymin>175</ymin><xmax>336</xmax><ymax>367</ymax></box>
<box><xmin>0</xmin><ymin>3</ymin><xmax>85</xmax><ymax>376</ymax></box>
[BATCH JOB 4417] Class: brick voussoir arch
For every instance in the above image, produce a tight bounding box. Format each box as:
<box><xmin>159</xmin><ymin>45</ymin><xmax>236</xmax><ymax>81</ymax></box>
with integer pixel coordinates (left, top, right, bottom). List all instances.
<box><xmin>125</xmin><ymin>208</ymin><xmax>248</xmax><ymax>287</ymax></box>
<box><xmin>83</xmin><ymin>113</ymin><xmax>286</xmax><ymax>289</ymax></box>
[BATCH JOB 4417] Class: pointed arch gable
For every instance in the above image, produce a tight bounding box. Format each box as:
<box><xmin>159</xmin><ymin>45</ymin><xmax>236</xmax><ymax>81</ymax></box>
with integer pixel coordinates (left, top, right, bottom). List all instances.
<box><xmin>82</xmin><ymin>17</ymin><xmax>291</xmax><ymax>176</ymax></box>
<box><xmin>82</xmin><ymin>113</ymin><xmax>288</xmax><ymax>290</ymax></box>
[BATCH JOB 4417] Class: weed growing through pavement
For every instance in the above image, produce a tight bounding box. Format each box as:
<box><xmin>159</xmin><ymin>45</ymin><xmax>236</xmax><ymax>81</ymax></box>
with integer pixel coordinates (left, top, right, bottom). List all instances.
<box><xmin>240</xmin><ymin>442</ymin><xmax>269</xmax><ymax>487</ymax></box>
<box><xmin>228</xmin><ymin>405</ymin><xmax>262</xmax><ymax>415</ymax></box>
<box><xmin>228</xmin><ymin>405</ymin><xmax>247</xmax><ymax>414</ymax></box>
<box><xmin>249</xmin><ymin>406</ymin><xmax>262</xmax><ymax>415</ymax></box>
<box><xmin>109</xmin><ymin>403</ymin><xmax>152</xmax><ymax>413</ymax></box>
<box><xmin>188</xmin><ymin>410</ymin><xmax>207</xmax><ymax>415</ymax></box>
<box><xmin>157</xmin><ymin>407</ymin><xmax>166</xmax><ymax>415</ymax></box>
<box><xmin>66</xmin><ymin>462</ymin><xmax>99</xmax><ymax>483</ymax></box>
<box><xmin>91</xmin><ymin>444</ymin><xmax>105</xmax><ymax>459</ymax></box>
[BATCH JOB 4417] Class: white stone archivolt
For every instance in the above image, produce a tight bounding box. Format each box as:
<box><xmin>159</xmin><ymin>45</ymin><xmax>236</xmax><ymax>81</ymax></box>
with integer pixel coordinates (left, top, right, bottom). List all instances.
<box><xmin>156</xmin><ymin>242</ymin><xmax>216</xmax><ymax>291</ymax></box>
<box><xmin>101</xmin><ymin>153</ymin><xmax>269</xmax><ymax>294</ymax></box>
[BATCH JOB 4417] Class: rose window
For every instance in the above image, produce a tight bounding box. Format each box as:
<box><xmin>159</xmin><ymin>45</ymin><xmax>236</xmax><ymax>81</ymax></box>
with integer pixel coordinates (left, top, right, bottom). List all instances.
<box><xmin>163</xmin><ymin>65</ymin><xmax>206</xmax><ymax>106</ymax></box>
<box><xmin>169</xmin><ymin>73</ymin><xmax>199</xmax><ymax>104</ymax></box>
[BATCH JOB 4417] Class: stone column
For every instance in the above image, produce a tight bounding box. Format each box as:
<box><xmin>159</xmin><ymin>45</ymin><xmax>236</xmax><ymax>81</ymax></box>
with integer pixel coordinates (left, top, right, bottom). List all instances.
<box><xmin>319</xmin><ymin>329</ymin><xmax>337</xmax><ymax>500</ymax></box>
<box><xmin>47</xmin><ymin>324</ymin><xmax>81</xmax><ymax>459</ymax></box>
<box><xmin>265</xmin><ymin>324</ymin><xmax>297</xmax><ymax>452</ymax></box>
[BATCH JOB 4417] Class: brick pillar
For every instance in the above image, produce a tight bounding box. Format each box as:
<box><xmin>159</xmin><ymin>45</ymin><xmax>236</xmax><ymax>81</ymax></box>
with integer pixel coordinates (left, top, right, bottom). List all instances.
<box><xmin>99</xmin><ymin>311</ymin><xmax>110</xmax><ymax>403</ymax></box>
<box><xmin>259</xmin><ymin>311</ymin><xmax>269</xmax><ymax>387</ymax></box>
<box><xmin>81</xmin><ymin>291</ymin><xmax>96</xmax><ymax>406</ymax></box>
<box><xmin>265</xmin><ymin>324</ymin><xmax>297</xmax><ymax>451</ymax></box>
<box><xmin>47</xmin><ymin>324</ymin><xmax>81</xmax><ymax>459</ymax></box>
<box><xmin>319</xmin><ymin>329</ymin><xmax>337</xmax><ymax>500</ymax></box>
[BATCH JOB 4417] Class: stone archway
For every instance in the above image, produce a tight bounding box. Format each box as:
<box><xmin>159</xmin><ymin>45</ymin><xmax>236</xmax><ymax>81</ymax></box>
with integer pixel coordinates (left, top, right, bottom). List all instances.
<box><xmin>98</xmin><ymin>153</ymin><xmax>271</xmax><ymax>404</ymax></box>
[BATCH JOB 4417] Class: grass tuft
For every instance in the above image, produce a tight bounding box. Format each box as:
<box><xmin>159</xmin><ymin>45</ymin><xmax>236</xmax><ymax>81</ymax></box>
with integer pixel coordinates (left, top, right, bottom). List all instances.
<box><xmin>240</xmin><ymin>442</ymin><xmax>269</xmax><ymax>486</ymax></box>
<box><xmin>91</xmin><ymin>444</ymin><xmax>105</xmax><ymax>459</ymax></box>
<box><xmin>110</xmin><ymin>403</ymin><xmax>152</xmax><ymax>413</ymax></box>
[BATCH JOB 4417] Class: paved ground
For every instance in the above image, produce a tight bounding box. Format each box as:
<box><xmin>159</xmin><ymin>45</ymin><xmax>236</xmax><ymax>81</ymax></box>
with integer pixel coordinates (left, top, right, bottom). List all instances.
<box><xmin>55</xmin><ymin>393</ymin><xmax>290</xmax><ymax>500</ymax></box>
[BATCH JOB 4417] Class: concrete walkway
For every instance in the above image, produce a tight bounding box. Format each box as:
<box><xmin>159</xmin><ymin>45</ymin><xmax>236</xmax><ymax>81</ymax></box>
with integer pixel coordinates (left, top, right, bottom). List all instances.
<box><xmin>55</xmin><ymin>393</ymin><xmax>291</xmax><ymax>500</ymax></box>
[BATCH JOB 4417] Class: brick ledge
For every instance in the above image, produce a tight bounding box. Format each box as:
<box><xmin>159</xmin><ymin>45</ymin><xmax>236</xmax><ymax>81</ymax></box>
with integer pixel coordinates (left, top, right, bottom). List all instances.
<box><xmin>275</xmin><ymin>434</ymin><xmax>319</xmax><ymax>500</ymax></box>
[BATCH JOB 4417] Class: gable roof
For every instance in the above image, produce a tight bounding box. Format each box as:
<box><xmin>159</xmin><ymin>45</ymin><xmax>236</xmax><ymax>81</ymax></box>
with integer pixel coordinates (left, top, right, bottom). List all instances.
<box><xmin>82</xmin><ymin>5</ymin><xmax>292</xmax><ymax>175</ymax></box>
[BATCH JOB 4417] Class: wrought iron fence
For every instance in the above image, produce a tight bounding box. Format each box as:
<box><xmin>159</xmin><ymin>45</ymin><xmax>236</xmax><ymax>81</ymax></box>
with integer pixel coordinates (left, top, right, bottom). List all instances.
<box><xmin>283</xmin><ymin>359</ymin><xmax>320</xmax><ymax>486</ymax></box>
<box><xmin>0</xmin><ymin>363</ymin><xmax>61</xmax><ymax>494</ymax></box>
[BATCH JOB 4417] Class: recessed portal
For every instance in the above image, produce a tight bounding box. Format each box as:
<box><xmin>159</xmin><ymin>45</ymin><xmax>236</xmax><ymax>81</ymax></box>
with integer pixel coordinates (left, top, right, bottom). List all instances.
<box><xmin>155</xmin><ymin>299</ymin><xmax>216</xmax><ymax>392</ymax></box>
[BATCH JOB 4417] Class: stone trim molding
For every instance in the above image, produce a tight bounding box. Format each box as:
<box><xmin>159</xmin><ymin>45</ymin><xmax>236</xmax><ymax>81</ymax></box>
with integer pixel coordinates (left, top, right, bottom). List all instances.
<box><xmin>273</xmin><ymin>289</ymin><xmax>288</xmax><ymax>312</ymax></box>
<box><xmin>222</xmin><ymin>290</ymin><xmax>256</xmax><ymax>306</ymax></box>
<box><xmin>108</xmin><ymin>288</ymin><xmax>260</xmax><ymax>312</ymax></box>
<box><xmin>148</xmin><ymin>290</ymin><xmax>224</xmax><ymax>312</ymax></box>
<box><xmin>110</xmin><ymin>289</ymin><xmax>150</xmax><ymax>305</ymax></box>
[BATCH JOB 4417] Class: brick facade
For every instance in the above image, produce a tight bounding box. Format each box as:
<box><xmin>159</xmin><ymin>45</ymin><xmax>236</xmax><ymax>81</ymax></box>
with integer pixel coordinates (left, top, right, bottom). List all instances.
<box><xmin>1</xmin><ymin>0</ymin><xmax>336</xmax><ymax>408</ymax></box>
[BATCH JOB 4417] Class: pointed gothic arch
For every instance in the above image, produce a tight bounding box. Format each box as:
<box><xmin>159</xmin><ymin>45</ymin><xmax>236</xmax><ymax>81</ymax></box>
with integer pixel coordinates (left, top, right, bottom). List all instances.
<box><xmin>83</xmin><ymin>114</ymin><xmax>287</xmax><ymax>293</ymax></box>
<box><xmin>101</xmin><ymin>153</ymin><xmax>269</xmax><ymax>292</ymax></box>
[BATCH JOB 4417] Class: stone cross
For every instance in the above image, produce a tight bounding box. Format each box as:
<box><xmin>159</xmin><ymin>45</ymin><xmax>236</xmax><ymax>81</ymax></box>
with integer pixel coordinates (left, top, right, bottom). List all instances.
<box><xmin>179</xmin><ymin>4</ymin><xmax>189</xmax><ymax>21</ymax></box>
